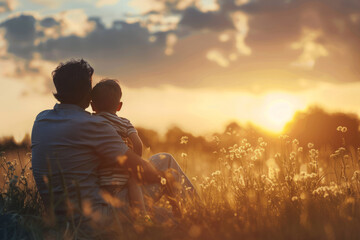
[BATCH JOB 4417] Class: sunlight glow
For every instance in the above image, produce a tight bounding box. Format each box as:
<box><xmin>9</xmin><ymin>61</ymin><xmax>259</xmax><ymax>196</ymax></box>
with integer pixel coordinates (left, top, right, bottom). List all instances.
<box><xmin>266</xmin><ymin>99</ymin><xmax>294</xmax><ymax>129</ymax></box>
<box><xmin>259</xmin><ymin>93</ymin><xmax>304</xmax><ymax>133</ymax></box>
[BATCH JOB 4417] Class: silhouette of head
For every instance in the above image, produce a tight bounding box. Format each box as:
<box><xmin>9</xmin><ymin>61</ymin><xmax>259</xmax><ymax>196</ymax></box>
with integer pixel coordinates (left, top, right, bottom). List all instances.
<box><xmin>52</xmin><ymin>59</ymin><xmax>94</xmax><ymax>109</ymax></box>
<box><xmin>91</xmin><ymin>79</ymin><xmax>123</xmax><ymax>114</ymax></box>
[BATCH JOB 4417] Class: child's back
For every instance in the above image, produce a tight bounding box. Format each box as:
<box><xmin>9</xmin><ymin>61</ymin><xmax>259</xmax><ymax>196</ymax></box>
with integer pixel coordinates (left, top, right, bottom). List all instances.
<box><xmin>91</xmin><ymin>79</ymin><xmax>147</xmax><ymax>217</ymax></box>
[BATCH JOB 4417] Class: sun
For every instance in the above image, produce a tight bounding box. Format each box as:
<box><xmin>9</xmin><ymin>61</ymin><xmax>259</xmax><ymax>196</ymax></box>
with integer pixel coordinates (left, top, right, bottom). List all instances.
<box><xmin>260</xmin><ymin>93</ymin><xmax>303</xmax><ymax>133</ymax></box>
<box><xmin>266</xmin><ymin>99</ymin><xmax>294</xmax><ymax>127</ymax></box>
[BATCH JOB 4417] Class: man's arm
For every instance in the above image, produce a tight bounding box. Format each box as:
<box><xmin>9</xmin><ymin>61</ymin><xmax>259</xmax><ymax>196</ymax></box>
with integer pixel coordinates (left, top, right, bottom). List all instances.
<box><xmin>91</xmin><ymin>119</ymin><xmax>163</xmax><ymax>185</ymax></box>
<box><xmin>128</xmin><ymin>132</ymin><xmax>143</xmax><ymax>157</ymax></box>
<box><xmin>123</xmin><ymin>149</ymin><xmax>163</xmax><ymax>184</ymax></box>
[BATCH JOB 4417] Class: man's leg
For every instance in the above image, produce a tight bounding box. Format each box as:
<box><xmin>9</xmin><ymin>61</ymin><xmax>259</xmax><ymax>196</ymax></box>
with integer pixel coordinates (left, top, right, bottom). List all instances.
<box><xmin>142</xmin><ymin>153</ymin><xmax>197</xmax><ymax>208</ymax></box>
<box><xmin>114</xmin><ymin>153</ymin><xmax>196</xmax><ymax>220</ymax></box>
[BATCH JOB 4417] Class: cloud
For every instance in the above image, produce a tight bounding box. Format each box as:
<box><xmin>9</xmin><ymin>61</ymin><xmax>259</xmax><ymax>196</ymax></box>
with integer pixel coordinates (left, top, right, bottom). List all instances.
<box><xmin>231</xmin><ymin>11</ymin><xmax>251</xmax><ymax>55</ymax></box>
<box><xmin>0</xmin><ymin>14</ymin><xmax>37</xmax><ymax>59</ymax></box>
<box><xmin>179</xmin><ymin>7</ymin><xmax>234</xmax><ymax>31</ymax></box>
<box><xmin>206</xmin><ymin>49</ymin><xmax>229</xmax><ymax>67</ymax></box>
<box><xmin>0</xmin><ymin>0</ymin><xmax>18</xmax><ymax>13</ymax></box>
<box><xmin>52</xmin><ymin>9</ymin><xmax>95</xmax><ymax>37</ymax></box>
<box><xmin>1</xmin><ymin>0</ymin><xmax>360</xmax><ymax>93</ymax></box>
<box><xmin>96</xmin><ymin>0</ymin><xmax>119</xmax><ymax>7</ymax></box>
<box><xmin>291</xmin><ymin>28</ymin><xmax>328</xmax><ymax>69</ymax></box>
<box><xmin>0</xmin><ymin>28</ymin><xmax>7</xmax><ymax>56</ymax></box>
<box><xmin>165</xmin><ymin>33</ymin><xmax>177</xmax><ymax>55</ymax></box>
<box><xmin>129</xmin><ymin>0</ymin><xmax>166</xmax><ymax>14</ymax></box>
<box><xmin>196</xmin><ymin>0</ymin><xmax>220</xmax><ymax>12</ymax></box>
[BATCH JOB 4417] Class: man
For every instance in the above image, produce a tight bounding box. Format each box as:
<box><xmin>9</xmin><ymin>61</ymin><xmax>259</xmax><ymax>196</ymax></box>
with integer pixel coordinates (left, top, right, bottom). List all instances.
<box><xmin>31</xmin><ymin>59</ymin><xmax>194</xmax><ymax>233</ymax></box>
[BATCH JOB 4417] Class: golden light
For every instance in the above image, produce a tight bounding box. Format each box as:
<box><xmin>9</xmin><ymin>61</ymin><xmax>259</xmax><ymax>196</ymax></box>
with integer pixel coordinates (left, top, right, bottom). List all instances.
<box><xmin>258</xmin><ymin>93</ymin><xmax>304</xmax><ymax>133</ymax></box>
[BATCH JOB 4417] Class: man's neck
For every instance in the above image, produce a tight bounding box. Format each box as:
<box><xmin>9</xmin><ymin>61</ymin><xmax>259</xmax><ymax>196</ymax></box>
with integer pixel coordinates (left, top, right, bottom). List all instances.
<box><xmin>61</xmin><ymin>102</ymin><xmax>88</xmax><ymax>110</ymax></box>
<box><xmin>96</xmin><ymin>111</ymin><xmax>117</xmax><ymax>115</ymax></box>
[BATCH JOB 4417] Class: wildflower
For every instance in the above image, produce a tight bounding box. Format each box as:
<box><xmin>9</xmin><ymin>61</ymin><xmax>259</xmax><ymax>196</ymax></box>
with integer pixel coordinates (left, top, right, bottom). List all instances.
<box><xmin>213</xmin><ymin>136</ymin><xmax>220</xmax><ymax>145</ymax></box>
<box><xmin>160</xmin><ymin>177</ymin><xmax>167</xmax><ymax>185</ymax></box>
<box><xmin>254</xmin><ymin>148</ymin><xmax>262</xmax><ymax>157</ymax></box>
<box><xmin>225</xmin><ymin>163</ymin><xmax>231</xmax><ymax>170</ymax></box>
<box><xmin>352</xmin><ymin>171</ymin><xmax>360</xmax><ymax>182</ymax></box>
<box><xmin>181</xmin><ymin>152</ymin><xmax>188</xmax><ymax>158</ymax></box>
<box><xmin>220</xmin><ymin>148</ymin><xmax>227</xmax><ymax>154</ymax></box>
<box><xmin>211</xmin><ymin>170</ymin><xmax>221</xmax><ymax>177</ymax></box>
<box><xmin>300</xmin><ymin>192</ymin><xmax>307</xmax><ymax>200</ymax></box>
<box><xmin>181</xmin><ymin>176</ymin><xmax>185</xmax><ymax>185</ymax></box>
<box><xmin>337</xmin><ymin>126</ymin><xmax>348</xmax><ymax>133</ymax></box>
<box><xmin>180</xmin><ymin>136</ymin><xmax>189</xmax><ymax>144</ymax></box>
<box><xmin>336</xmin><ymin>147</ymin><xmax>346</xmax><ymax>155</ymax></box>
<box><xmin>279</xmin><ymin>135</ymin><xmax>289</xmax><ymax>140</ymax></box>
<box><xmin>292</xmin><ymin>139</ymin><xmax>299</xmax><ymax>145</ymax></box>
<box><xmin>228</xmin><ymin>144</ymin><xmax>239</xmax><ymax>153</ymax></box>
<box><xmin>291</xmin><ymin>196</ymin><xmax>298</xmax><ymax>202</ymax></box>
<box><xmin>290</xmin><ymin>151</ymin><xmax>296</xmax><ymax>161</ymax></box>
<box><xmin>307</xmin><ymin>143</ymin><xmax>314</xmax><ymax>149</ymax></box>
<box><xmin>247</xmin><ymin>147</ymin><xmax>253</xmax><ymax>153</ymax></box>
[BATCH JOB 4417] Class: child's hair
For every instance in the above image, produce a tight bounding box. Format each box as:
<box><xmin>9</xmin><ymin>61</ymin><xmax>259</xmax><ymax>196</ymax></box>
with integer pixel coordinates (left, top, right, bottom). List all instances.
<box><xmin>91</xmin><ymin>79</ymin><xmax>122</xmax><ymax>112</ymax></box>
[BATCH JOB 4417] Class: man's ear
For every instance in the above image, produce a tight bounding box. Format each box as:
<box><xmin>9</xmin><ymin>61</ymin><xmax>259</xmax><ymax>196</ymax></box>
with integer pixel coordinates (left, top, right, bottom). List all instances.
<box><xmin>90</xmin><ymin>102</ymin><xmax>97</xmax><ymax>112</ymax></box>
<box><xmin>117</xmin><ymin>102</ymin><xmax>123</xmax><ymax>111</ymax></box>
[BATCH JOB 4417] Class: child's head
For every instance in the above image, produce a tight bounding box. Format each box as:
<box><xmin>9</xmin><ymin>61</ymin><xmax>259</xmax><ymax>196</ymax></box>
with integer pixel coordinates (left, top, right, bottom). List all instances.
<box><xmin>91</xmin><ymin>79</ymin><xmax>122</xmax><ymax>113</ymax></box>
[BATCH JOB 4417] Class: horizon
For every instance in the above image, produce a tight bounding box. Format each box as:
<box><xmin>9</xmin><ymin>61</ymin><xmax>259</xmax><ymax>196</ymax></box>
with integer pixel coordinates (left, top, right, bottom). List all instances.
<box><xmin>1</xmin><ymin>0</ymin><xmax>360</xmax><ymax>141</ymax></box>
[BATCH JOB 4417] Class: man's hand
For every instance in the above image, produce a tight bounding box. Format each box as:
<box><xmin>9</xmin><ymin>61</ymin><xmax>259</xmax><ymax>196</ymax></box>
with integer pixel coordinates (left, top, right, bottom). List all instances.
<box><xmin>121</xmin><ymin>149</ymin><xmax>164</xmax><ymax>184</ymax></box>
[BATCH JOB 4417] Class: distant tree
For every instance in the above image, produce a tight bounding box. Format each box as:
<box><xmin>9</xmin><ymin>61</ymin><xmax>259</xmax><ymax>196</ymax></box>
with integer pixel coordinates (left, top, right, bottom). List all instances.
<box><xmin>284</xmin><ymin>107</ymin><xmax>360</xmax><ymax>148</ymax></box>
<box><xmin>136</xmin><ymin>127</ymin><xmax>161</xmax><ymax>151</ymax></box>
<box><xmin>0</xmin><ymin>135</ymin><xmax>30</xmax><ymax>151</ymax></box>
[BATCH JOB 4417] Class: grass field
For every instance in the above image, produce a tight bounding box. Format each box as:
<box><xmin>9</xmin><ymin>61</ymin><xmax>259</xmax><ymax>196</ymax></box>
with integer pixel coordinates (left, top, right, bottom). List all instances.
<box><xmin>1</xmin><ymin>126</ymin><xmax>360</xmax><ymax>240</ymax></box>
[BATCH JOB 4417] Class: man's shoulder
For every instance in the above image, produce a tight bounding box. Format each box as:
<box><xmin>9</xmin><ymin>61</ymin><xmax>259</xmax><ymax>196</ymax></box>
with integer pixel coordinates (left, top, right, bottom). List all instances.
<box><xmin>34</xmin><ymin>108</ymin><xmax>111</xmax><ymax>127</ymax></box>
<box><xmin>34</xmin><ymin>109</ymin><xmax>53</xmax><ymax>121</ymax></box>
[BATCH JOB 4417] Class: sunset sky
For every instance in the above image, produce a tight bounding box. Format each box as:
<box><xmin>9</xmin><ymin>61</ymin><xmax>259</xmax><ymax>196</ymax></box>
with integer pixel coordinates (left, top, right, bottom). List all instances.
<box><xmin>1</xmin><ymin>0</ymin><xmax>360</xmax><ymax>140</ymax></box>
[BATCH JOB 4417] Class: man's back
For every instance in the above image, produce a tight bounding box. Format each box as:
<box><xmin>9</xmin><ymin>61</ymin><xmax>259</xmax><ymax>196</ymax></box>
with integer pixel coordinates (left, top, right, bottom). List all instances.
<box><xmin>31</xmin><ymin>103</ymin><xmax>128</xmax><ymax>216</ymax></box>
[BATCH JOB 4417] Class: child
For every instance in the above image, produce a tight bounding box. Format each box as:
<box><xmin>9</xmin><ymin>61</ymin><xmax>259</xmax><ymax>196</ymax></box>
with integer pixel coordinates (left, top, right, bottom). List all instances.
<box><xmin>90</xmin><ymin>79</ymin><xmax>148</xmax><ymax>218</ymax></box>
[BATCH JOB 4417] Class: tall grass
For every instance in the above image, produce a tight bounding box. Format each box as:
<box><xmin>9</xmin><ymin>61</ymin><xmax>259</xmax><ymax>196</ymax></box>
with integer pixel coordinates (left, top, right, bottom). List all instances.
<box><xmin>1</xmin><ymin>127</ymin><xmax>360</xmax><ymax>239</ymax></box>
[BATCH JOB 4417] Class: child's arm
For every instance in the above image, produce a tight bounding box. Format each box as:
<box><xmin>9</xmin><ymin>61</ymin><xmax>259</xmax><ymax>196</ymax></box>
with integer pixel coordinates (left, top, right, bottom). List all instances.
<box><xmin>128</xmin><ymin>132</ymin><xmax>143</xmax><ymax>157</ymax></box>
<box><xmin>117</xmin><ymin>117</ymin><xmax>143</xmax><ymax>157</ymax></box>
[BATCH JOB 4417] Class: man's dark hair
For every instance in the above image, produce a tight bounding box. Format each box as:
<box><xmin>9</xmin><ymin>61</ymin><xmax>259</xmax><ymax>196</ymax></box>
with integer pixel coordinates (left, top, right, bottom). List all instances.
<box><xmin>52</xmin><ymin>59</ymin><xmax>94</xmax><ymax>104</ymax></box>
<box><xmin>91</xmin><ymin>79</ymin><xmax>122</xmax><ymax>112</ymax></box>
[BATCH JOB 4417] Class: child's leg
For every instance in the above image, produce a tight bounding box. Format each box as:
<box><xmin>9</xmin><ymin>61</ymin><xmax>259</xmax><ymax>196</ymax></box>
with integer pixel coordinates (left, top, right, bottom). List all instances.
<box><xmin>127</xmin><ymin>174</ymin><xmax>147</xmax><ymax>217</ymax></box>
